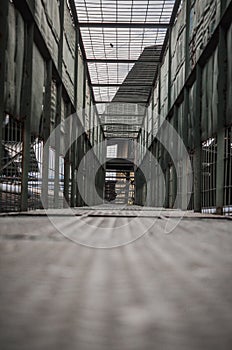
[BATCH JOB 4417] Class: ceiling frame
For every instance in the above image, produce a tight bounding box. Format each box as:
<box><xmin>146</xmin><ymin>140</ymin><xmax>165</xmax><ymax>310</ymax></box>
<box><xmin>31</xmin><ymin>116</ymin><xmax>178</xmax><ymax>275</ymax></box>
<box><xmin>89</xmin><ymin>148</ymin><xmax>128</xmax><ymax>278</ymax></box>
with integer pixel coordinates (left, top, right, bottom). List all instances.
<box><xmin>72</xmin><ymin>0</ymin><xmax>182</xmax><ymax>139</ymax></box>
<box><xmin>78</xmin><ymin>22</ymin><xmax>169</xmax><ymax>29</ymax></box>
<box><xmin>87</xmin><ymin>59</ymin><xmax>161</xmax><ymax>64</ymax></box>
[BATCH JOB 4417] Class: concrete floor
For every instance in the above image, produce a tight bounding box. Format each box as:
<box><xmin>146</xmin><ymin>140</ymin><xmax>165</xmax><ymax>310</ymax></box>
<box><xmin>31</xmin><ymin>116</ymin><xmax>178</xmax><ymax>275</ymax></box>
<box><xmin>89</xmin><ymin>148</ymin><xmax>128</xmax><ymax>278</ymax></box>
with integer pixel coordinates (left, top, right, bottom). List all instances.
<box><xmin>0</xmin><ymin>206</ymin><xmax>232</xmax><ymax>350</ymax></box>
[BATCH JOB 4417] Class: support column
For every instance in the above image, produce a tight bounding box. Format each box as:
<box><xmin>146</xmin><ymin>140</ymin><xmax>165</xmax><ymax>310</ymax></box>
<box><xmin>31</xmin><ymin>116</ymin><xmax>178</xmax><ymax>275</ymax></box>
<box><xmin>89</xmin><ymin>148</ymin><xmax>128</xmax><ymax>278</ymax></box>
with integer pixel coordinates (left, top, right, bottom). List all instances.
<box><xmin>164</xmin><ymin>167</ymin><xmax>170</xmax><ymax>208</ymax></box>
<box><xmin>70</xmin><ymin>114</ymin><xmax>77</xmax><ymax>207</ymax></box>
<box><xmin>41</xmin><ymin>60</ymin><xmax>52</xmax><ymax>209</ymax></box>
<box><xmin>82</xmin><ymin>63</ymin><xmax>87</xmax><ymax>129</ymax></box>
<box><xmin>193</xmin><ymin>65</ymin><xmax>202</xmax><ymax>212</ymax></box>
<box><xmin>182</xmin><ymin>88</ymin><xmax>189</xmax><ymax>210</ymax></box>
<box><xmin>216</xmin><ymin>26</ymin><xmax>227</xmax><ymax>214</ymax></box>
<box><xmin>63</xmin><ymin>103</ymin><xmax>72</xmax><ymax>207</ymax></box>
<box><xmin>172</xmin><ymin>105</ymin><xmax>178</xmax><ymax>208</ymax></box>
<box><xmin>0</xmin><ymin>0</ymin><xmax>9</xmax><ymax>172</ymax></box>
<box><xmin>71</xmin><ymin>28</ymin><xmax>80</xmax><ymax>208</ymax></box>
<box><xmin>168</xmin><ymin>28</ymin><xmax>172</xmax><ymax>111</ymax></box>
<box><xmin>74</xmin><ymin>29</ymin><xmax>79</xmax><ymax>110</ymax></box>
<box><xmin>20</xmin><ymin>22</ymin><xmax>34</xmax><ymax>211</ymax></box>
<box><xmin>54</xmin><ymin>0</ymin><xmax>64</xmax><ymax>208</ymax></box>
<box><xmin>75</xmin><ymin>128</ymin><xmax>83</xmax><ymax>207</ymax></box>
<box><xmin>185</xmin><ymin>0</ymin><xmax>191</xmax><ymax>80</ymax></box>
<box><xmin>54</xmin><ymin>84</ymin><xmax>62</xmax><ymax>208</ymax></box>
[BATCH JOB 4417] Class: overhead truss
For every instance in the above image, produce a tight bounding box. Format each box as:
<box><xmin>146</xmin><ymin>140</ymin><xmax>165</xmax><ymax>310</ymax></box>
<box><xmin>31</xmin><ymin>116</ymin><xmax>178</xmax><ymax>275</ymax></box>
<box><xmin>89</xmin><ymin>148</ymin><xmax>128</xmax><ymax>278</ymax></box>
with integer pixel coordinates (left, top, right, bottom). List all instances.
<box><xmin>73</xmin><ymin>0</ymin><xmax>182</xmax><ymax>138</ymax></box>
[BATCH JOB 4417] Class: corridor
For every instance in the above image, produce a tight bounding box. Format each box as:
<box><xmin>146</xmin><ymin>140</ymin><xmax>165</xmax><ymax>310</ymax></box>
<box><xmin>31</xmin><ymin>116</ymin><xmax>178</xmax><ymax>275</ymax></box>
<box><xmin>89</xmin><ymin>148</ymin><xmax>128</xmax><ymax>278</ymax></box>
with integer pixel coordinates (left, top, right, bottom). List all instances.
<box><xmin>0</xmin><ymin>0</ymin><xmax>232</xmax><ymax>349</ymax></box>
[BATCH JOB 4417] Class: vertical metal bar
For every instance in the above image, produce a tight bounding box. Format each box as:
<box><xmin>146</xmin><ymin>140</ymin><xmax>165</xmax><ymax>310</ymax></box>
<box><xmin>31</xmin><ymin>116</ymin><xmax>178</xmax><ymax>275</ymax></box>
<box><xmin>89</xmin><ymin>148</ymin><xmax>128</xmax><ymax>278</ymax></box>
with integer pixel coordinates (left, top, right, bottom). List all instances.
<box><xmin>168</xmin><ymin>28</ymin><xmax>172</xmax><ymax>111</ymax></box>
<box><xmin>74</xmin><ymin>28</ymin><xmax>79</xmax><ymax>109</ymax></box>
<box><xmin>178</xmin><ymin>0</ymin><xmax>192</xmax><ymax>210</ymax></box>
<box><xmin>194</xmin><ymin>64</ymin><xmax>202</xmax><ymax>212</ymax></box>
<box><xmin>172</xmin><ymin>105</ymin><xmax>178</xmax><ymax>208</ymax></box>
<box><xmin>70</xmin><ymin>114</ymin><xmax>77</xmax><ymax>207</ymax></box>
<box><xmin>164</xmin><ymin>167</ymin><xmax>170</xmax><ymax>208</ymax></box>
<box><xmin>157</xmin><ymin>66</ymin><xmax>162</xmax><ymax>129</ymax></box>
<box><xmin>70</xmin><ymin>27</ymin><xmax>80</xmax><ymax>207</ymax></box>
<box><xmin>185</xmin><ymin>0</ymin><xmax>191</xmax><ymax>80</ymax></box>
<box><xmin>0</xmin><ymin>0</ymin><xmax>9</xmax><ymax>174</ymax></box>
<box><xmin>41</xmin><ymin>59</ymin><xmax>52</xmax><ymax>209</ymax></box>
<box><xmin>182</xmin><ymin>88</ymin><xmax>189</xmax><ymax>209</ymax></box>
<box><xmin>20</xmin><ymin>22</ymin><xmax>34</xmax><ymax>211</ymax></box>
<box><xmin>216</xmin><ymin>26</ymin><xmax>227</xmax><ymax>214</ymax></box>
<box><xmin>82</xmin><ymin>62</ymin><xmax>87</xmax><ymax>129</ymax></box>
<box><xmin>54</xmin><ymin>0</ymin><xmax>64</xmax><ymax>208</ymax></box>
<box><xmin>54</xmin><ymin>84</ymin><xmax>62</xmax><ymax>208</ymax></box>
<box><xmin>64</xmin><ymin>103</ymin><xmax>71</xmax><ymax>207</ymax></box>
<box><xmin>58</xmin><ymin>0</ymin><xmax>64</xmax><ymax>75</ymax></box>
<box><xmin>75</xmin><ymin>127</ymin><xmax>82</xmax><ymax>207</ymax></box>
<box><xmin>81</xmin><ymin>61</ymin><xmax>87</xmax><ymax>205</ymax></box>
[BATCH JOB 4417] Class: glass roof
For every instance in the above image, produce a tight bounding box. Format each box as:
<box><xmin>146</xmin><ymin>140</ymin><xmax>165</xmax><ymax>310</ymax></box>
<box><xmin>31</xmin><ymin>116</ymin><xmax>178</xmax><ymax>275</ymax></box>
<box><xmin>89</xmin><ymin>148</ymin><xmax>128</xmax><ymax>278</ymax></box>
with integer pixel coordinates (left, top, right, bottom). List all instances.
<box><xmin>75</xmin><ymin>0</ymin><xmax>175</xmax><ymax>23</ymax></box>
<box><xmin>74</xmin><ymin>0</ymin><xmax>180</xmax><ymax>138</ymax></box>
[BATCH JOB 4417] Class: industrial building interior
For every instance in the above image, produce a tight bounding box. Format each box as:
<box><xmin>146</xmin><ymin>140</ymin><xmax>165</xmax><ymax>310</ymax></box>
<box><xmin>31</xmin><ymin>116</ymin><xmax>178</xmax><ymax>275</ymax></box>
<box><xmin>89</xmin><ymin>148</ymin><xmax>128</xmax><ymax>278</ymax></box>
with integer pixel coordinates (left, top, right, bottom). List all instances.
<box><xmin>0</xmin><ymin>0</ymin><xmax>232</xmax><ymax>349</ymax></box>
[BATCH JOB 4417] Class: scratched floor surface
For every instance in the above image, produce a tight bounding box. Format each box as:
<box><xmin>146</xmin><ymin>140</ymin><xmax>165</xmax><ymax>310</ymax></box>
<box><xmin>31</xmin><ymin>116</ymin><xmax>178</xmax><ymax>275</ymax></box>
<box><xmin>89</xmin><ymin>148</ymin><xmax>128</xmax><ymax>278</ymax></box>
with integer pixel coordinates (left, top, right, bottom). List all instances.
<box><xmin>0</xmin><ymin>207</ymin><xmax>232</xmax><ymax>350</ymax></box>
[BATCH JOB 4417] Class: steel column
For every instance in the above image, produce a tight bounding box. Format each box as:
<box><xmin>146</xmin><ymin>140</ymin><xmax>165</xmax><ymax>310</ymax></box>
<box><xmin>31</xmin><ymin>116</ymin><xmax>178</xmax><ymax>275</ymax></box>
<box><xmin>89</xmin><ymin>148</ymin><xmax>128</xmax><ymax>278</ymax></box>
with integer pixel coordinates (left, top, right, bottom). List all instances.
<box><xmin>20</xmin><ymin>22</ymin><xmax>34</xmax><ymax>211</ymax></box>
<box><xmin>0</xmin><ymin>0</ymin><xmax>9</xmax><ymax>174</ymax></box>
<box><xmin>41</xmin><ymin>60</ymin><xmax>52</xmax><ymax>209</ymax></box>
<box><xmin>172</xmin><ymin>105</ymin><xmax>178</xmax><ymax>208</ymax></box>
<box><xmin>64</xmin><ymin>103</ymin><xmax>72</xmax><ymax>207</ymax></box>
<box><xmin>54</xmin><ymin>84</ymin><xmax>62</xmax><ymax>208</ymax></box>
<box><xmin>54</xmin><ymin>0</ymin><xmax>64</xmax><ymax>208</ymax></box>
<box><xmin>216</xmin><ymin>26</ymin><xmax>227</xmax><ymax>214</ymax></box>
<box><xmin>193</xmin><ymin>65</ymin><xmax>202</xmax><ymax>212</ymax></box>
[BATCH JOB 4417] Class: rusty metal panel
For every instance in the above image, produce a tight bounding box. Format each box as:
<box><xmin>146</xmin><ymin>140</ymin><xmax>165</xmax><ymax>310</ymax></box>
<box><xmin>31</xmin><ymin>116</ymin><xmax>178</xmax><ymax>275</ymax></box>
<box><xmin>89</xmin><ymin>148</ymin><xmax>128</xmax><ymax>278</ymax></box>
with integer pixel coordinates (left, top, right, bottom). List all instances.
<box><xmin>188</xmin><ymin>82</ymin><xmax>196</xmax><ymax>150</ymax></box>
<box><xmin>189</xmin><ymin>0</ymin><xmax>221</xmax><ymax>68</ymax></box>
<box><xmin>34</xmin><ymin>0</ymin><xmax>60</xmax><ymax>68</ymax></box>
<box><xmin>4</xmin><ymin>3</ymin><xmax>25</xmax><ymax>118</ymax></box>
<box><xmin>31</xmin><ymin>43</ymin><xmax>45</xmax><ymax>136</ymax></box>
<box><xmin>62</xmin><ymin>1</ymin><xmax>75</xmax><ymax>104</ymax></box>
<box><xmin>171</xmin><ymin>1</ymin><xmax>186</xmax><ymax>105</ymax></box>
<box><xmin>160</xmin><ymin>49</ymin><xmax>169</xmax><ymax>118</ymax></box>
<box><xmin>201</xmin><ymin>47</ymin><xmax>218</xmax><ymax>140</ymax></box>
<box><xmin>77</xmin><ymin>49</ymin><xmax>84</xmax><ymax>119</ymax></box>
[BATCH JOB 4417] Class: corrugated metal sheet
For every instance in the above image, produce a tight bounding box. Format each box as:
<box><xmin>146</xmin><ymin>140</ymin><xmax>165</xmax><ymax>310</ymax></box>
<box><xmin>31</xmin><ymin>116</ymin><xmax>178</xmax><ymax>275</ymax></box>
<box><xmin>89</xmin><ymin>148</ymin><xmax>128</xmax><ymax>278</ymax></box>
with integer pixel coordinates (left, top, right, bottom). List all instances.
<box><xmin>4</xmin><ymin>3</ymin><xmax>25</xmax><ymax>118</ymax></box>
<box><xmin>189</xmin><ymin>0</ymin><xmax>220</xmax><ymax>68</ymax></box>
<box><xmin>188</xmin><ymin>82</ymin><xmax>196</xmax><ymax>150</ymax></box>
<box><xmin>31</xmin><ymin>43</ymin><xmax>45</xmax><ymax>136</ymax></box>
<box><xmin>62</xmin><ymin>1</ymin><xmax>75</xmax><ymax>104</ymax></box>
<box><xmin>160</xmin><ymin>48</ymin><xmax>169</xmax><ymax>117</ymax></box>
<box><xmin>171</xmin><ymin>0</ymin><xmax>186</xmax><ymax>105</ymax></box>
<box><xmin>34</xmin><ymin>0</ymin><xmax>60</xmax><ymax>68</ymax></box>
<box><xmin>201</xmin><ymin>47</ymin><xmax>218</xmax><ymax>140</ymax></box>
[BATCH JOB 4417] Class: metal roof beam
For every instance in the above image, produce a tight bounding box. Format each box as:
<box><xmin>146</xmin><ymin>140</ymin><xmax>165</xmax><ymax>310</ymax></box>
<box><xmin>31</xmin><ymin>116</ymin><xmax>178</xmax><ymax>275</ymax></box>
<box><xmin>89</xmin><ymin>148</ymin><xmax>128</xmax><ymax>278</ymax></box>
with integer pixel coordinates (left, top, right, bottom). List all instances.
<box><xmin>78</xmin><ymin>22</ymin><xmax>169</xmax><ymax>29</ymax></box>
<box><xmin>105</xmin><ymin>136</ymin><xmax>137</xmax><ymax>139</ymax></box>
<box><xmin>95</xmin><ymin>101</ymin><xmax>147</xmax><ymax>104</ymax></box>
<box><xmin>92</xmin><ymin>83</ymin><xmax>153</xmax><ymax>87</ymax></box>
<box><xmin>101</xmin><ymin>123</ymin><xmax>142</xmax><ymax>126</ymax></box>
<box><xmin>99</xmin><ymin>113</ymin><xmax>144</xmax><ymax>117</ymax></box>
<box><xmin>87</xmin><ymin>59</ymin><xmax>160</xmax><ymax>64</ymax></box>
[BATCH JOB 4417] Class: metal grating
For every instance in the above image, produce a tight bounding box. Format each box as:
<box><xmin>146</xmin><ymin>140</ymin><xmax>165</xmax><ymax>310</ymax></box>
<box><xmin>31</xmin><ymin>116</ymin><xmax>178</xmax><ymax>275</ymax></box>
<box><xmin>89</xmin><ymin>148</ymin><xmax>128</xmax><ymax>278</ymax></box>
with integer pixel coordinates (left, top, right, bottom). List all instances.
<box><xmin>224</xmin><ymin>127</ymin><xmax>232</xmax><ymax>213</ymax></box>
<box><xmin>202</xmin><ymin>138</ymin><xmax>217</xmax><ymax>211</ymax></box>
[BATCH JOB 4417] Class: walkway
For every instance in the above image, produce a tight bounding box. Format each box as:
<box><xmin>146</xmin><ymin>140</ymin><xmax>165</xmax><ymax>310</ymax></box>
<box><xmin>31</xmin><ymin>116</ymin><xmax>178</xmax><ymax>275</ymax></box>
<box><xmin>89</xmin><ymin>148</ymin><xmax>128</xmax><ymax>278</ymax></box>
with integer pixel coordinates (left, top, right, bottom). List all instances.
<box><xmin>0</xmin><ymin>207</ymin><xmax>232</xmax><ymax>350</ymax></box>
